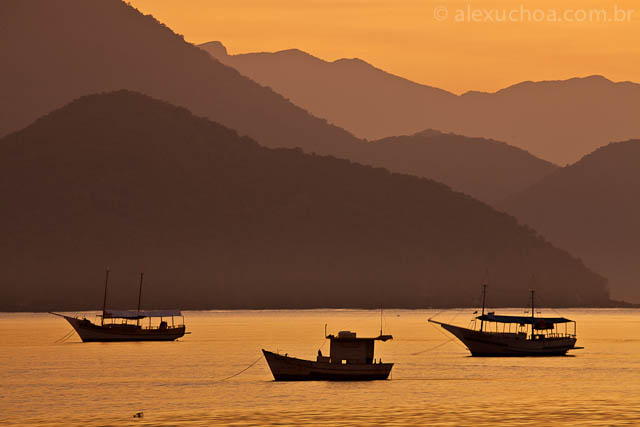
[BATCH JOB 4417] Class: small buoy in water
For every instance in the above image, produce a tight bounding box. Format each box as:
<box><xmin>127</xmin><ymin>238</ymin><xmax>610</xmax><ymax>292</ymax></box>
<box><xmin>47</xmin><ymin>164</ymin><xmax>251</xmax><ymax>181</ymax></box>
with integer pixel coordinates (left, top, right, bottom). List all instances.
<box><xmin>133</xmin><ymin>411</ymin><xmax>144</xmax><ymax>418</ymax></box>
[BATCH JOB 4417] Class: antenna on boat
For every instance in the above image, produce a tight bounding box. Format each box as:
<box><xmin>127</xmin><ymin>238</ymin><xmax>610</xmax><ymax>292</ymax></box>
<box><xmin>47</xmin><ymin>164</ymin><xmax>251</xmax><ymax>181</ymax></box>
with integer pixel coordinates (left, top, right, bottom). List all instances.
<box><xmin>101</xmin><ymin>268</ymin><xmax>110</xmax><ymax>326</ymax></box>
<box><xmin>530</xmin><ymin>288</ymin><xmax>535</xmax><ymax>327</ymax></box>
<box><xmin>529</xmin><ymin>273</ymin><xmax>537</xmax><ymax>338</ymax></box>
<box><xmin>380</xmin><ymin>306</ymin><xmax>383</xmax><ymax>336</ymax></box>
<box><xmin>480</xmin><ymin>269</ymin><xmax>488</xmax><ymax>332</ymax></box>
<box><xmin>480</xmin><ymin>284</ymin><xmax>487</xmax><ymax>332</ymax></box>
<box><xmin>137</xmin><ymin>272</ymin><xmax>144</xmax><ymax>326</ymax></box>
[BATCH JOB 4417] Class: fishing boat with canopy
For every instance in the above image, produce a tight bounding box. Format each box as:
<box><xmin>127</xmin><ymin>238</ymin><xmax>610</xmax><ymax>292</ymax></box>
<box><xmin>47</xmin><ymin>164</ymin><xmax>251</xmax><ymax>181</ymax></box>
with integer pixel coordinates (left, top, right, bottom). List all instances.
<box><xmin>429</xmin><ymin>285</ymin><xmax>580</xmax><ymax>356</ymax></box>
<box><xmin>262</xmin><ymin>330</ymin><xmax>393</xmax><ymax>381</ymax></box>
<box><xmin>263</xmin><ymin>313</ymin><xmax>394</xmax><ymax>381</ymax></box>
<box><xmin>50</xmin><ymin>269</ymin><xmax>187</xmax><ymax>342</ymax></box>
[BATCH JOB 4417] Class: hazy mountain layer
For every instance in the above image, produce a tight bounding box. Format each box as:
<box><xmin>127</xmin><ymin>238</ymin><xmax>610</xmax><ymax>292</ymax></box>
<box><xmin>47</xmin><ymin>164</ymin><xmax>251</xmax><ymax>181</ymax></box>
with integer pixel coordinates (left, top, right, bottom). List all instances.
<box><xmin>0</xmin><ymin>91</ymin><xmax>611</xmax><ymax>310</ymax></box>
<box><xmin>0</xmin><ymin>0</ymin><xmax>359</xmax><ymax>157</ymax></box>
<box><xmin>202</xmin><ymin>41</ymin><xmax>640</xmax><ymax>164</ymax></box>
<box><xmin>0</xmin><ymin>1</ymin><xmax>559</xmax><ymax>203</ymax></box>
<box><xmin>368</xmin><ymin>130</ymin><xmax>557</xmax><ymax>202</ymax></box>
<box><xmin>502</xmin><ymin>140</ymin><xmax>640</xmax><ymax>302</ymax></box>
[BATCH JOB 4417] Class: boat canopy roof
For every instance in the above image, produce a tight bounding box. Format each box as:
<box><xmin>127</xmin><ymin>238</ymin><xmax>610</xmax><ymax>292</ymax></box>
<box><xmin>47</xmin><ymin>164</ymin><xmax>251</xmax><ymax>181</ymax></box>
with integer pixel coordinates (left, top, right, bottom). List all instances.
<box><xmin>103</xmin><ymin>309</ymin><xmax>182</xmax><ymax>319</ymax></box>
<box><xmin>476</xmin><ymin>314</ymin><xmax>572</xmax><ymax>324</ymax></box>
<box><xmin>326</xmin><ymin>332</ymin><xmax>393</xmax><ymax>342</ymax></box>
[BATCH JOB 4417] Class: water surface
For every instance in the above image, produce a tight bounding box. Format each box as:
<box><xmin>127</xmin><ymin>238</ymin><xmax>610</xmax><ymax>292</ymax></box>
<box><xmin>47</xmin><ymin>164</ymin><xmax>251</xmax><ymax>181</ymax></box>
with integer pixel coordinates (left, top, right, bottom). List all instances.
<box><xmin>1</xmin><ymin>309</ymin><xmax>639</xmax><ymax>426</ymax></box>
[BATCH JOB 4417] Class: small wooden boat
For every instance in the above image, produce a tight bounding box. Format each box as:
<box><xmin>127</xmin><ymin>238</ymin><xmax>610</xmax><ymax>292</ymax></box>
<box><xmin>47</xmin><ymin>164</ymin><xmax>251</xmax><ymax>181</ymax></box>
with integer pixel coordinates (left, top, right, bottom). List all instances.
<box><xmin>263</xmin><ymin>329</ymin><xmax>393</xmax><ymax>381</ymax></box>
<box><xmin>50</xmin><ymin>269</ymin><xmax>186</xmax><ymax>342</ymax></box>
<box><xmin>429</xmin><ymin>286</ymin><xmax>580</xmax><ymax>356</ymax></box>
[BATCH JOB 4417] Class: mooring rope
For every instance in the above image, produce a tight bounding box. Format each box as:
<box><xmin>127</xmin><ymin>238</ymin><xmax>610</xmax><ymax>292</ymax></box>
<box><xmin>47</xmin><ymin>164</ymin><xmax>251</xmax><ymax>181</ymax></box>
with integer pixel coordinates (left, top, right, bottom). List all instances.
<box><xmin>213</xmin><ymin>355</ymin><xmax>263</xmax><ymax>382</ymax></box>
<box><xmin>410</xmin><ymin>337</ymin><xmax>455</xmax><ymax>355</ymax></box>
<box><xmin>53</xmin><ymin>329</ymin><xmax>76</xmax><ymax>344</ymax></box>
<box><xmin>317</xmin><ymin>336</ymin><xmax>327</xmax><ymax>354</ymax></box>
<box><xmin>426</xmin><ymin>308</ymin><xmax>449</xmax><ymax>322</ymax></box>
<box><xmin>429</xmin><ymin>319</ymin><xmax>469</xmax><ymax>350</ymax></box>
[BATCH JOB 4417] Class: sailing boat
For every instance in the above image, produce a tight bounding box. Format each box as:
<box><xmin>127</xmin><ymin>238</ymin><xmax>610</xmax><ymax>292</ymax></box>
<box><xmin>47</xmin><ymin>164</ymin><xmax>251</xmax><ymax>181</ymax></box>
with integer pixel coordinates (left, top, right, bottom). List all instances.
<box><xmin>429</xmin><ymin>285</ymin><xmax>580</xmax><ymax>356</ymax></box>
<box><xmin>50</xmin><ymin>269</ymin><xmax>186</xmax><ymax>342</ymax></box>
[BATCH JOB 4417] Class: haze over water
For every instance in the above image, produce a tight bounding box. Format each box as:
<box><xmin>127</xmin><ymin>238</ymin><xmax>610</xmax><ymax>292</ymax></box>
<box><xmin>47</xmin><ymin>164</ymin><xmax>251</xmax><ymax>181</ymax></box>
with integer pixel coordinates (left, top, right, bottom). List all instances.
<box><xmin>2</xmin><ymin>309</ymin><xmax>640</xmax><ymax>426</ymax></box>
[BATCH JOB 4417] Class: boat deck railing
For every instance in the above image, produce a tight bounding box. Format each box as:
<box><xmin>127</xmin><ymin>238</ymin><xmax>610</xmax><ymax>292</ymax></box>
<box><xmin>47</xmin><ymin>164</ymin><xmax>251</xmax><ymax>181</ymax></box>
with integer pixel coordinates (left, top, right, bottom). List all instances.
<box><xmin>75</xmin><ymin>313</ymin><xmax>186</xmax><ymax>329</ymax></box>
<box><xmin>139</xmin><ymin>324</ymin><xmax>185</xmax><ymax>330</ymax></box>
<box><xmin>470</xmin><ymin>318</ymin><xmax>577</xmax><ymax>338</ymax></box>
<box><xmin>539</xmin><ymin>332</ymin><xmax>576</xmax><ymax>339</ymax></box>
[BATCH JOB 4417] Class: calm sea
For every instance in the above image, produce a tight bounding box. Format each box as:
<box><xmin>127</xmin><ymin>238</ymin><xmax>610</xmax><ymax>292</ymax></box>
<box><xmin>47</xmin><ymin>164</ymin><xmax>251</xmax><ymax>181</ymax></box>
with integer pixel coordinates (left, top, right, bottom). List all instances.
<box><xmin>2</xmin><ymin>309</ymin><xmax>640</xmax><ymax>426</ymax></box>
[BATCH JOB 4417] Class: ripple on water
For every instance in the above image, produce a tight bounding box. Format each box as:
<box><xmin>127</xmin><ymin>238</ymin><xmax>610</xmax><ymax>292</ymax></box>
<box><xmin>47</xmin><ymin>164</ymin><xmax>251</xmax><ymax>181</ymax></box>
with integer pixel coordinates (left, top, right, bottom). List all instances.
<box><xmin>1</xmin><ymin>309</ymin><xmax>640</xmax><ymax>426</ymax></box>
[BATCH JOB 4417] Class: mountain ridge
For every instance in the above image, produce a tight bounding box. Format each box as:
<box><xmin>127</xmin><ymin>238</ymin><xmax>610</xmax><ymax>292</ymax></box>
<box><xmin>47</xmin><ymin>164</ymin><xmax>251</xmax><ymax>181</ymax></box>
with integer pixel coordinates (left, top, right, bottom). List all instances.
<box><xmin>0</xmin><ymin>91</ymin><xmax>612</xmax><ymax>310</ymax></box>
<box><xmin>0</xmin><ymin>0</ymin><xmax>360</xmax><ymax>157</ymax></box>
<box><xmin>366</xmin><ymin>130</ymin><xmax>558</xmax><ymax>202</ymax></box>
<box><xmin>1</xmin><ymin>2</ymin><xmax>557</xmax><ymax>204</ymax></box>
<box><xmin>501</xmin><ymin>139</ymin><xmax>640</xmax><ymax>302</ymax></box>
<box><xmin>202</xmin><ymin>41</ymin><xmax>640</xmax><ymax>164</ymax></box>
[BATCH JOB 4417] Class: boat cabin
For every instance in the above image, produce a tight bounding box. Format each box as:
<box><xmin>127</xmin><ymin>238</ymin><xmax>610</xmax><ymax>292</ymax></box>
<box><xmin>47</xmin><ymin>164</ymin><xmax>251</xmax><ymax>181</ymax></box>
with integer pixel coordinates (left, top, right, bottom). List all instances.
<box><xmin>474</xmin><ymin>313</ymin><xmax>576</xmax><ymax>340</ymax></box>
<box><xmin>324</xmin><ymin>331</ymin><xmax>392</xmax><ymax>364</ymax></box>
<box><xmin>99</xmin><ymin>309</ymin><xmax>185</xmax><ymax>329</ymax></box>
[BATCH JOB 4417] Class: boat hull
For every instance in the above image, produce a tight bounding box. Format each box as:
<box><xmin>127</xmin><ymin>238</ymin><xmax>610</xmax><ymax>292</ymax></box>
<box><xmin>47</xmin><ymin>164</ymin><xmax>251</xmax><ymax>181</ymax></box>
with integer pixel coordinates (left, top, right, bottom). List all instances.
<box><xmin>435</xmin><ymin>322</ymin><xmax>577</xmax><ymax>356</ymax></box>
<box><xmin>262</xmin><ymin>350</ymin><xmax>393</xmax><ymax>381</ymax></box>
<box><xmin>63</xmin><ymin>316</ymin><xmax>185</xmax><ymax>342</ymax></box>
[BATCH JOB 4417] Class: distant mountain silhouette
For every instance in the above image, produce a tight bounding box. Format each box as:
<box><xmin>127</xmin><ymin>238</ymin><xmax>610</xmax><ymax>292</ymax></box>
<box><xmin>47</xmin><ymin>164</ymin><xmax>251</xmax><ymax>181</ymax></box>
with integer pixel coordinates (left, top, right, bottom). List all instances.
<box><xmin>0</xmin><ymin>1</ymin><xmax>557</xmax><ymax>204</ymax></box>
<box><xmin>0</xmin><ymin>91</ymin><xmax>612</xmax><ymax>310</ymax></box>
<box><xmin>368</xmin><ymin>130</ymin><xmax>557</xmax><ymax>202</ymax></box>
<box><xmin>501</xmin><ymin>140</ymin><xmax>640</xmax><ymax>302</ymax></box>
<box><xmin>0</xmin><ymin>0</ymin><xmax>358</xmax><ymax>156</ymax></box>
<box><xmin>202</xmin><ymin>42</ymin><xmax>640</xmax><ymax>164</ymax></box>
<box><xmin>457</xmin><ymin>77</ymin><xmax>640</xmax><ymax>165</ymax></box>
<box><xmin>200</xmin><ymin>41</ymin><xmax>457</xmax><ymax>145</ymax></box>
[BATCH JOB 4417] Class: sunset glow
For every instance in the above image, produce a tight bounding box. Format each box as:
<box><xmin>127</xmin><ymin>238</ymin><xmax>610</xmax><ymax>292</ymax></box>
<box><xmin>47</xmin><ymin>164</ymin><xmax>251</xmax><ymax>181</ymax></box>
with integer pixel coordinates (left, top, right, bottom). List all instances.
<box><xmin>129</xmin><ymin>0</ymin><xmax>640</xmax><ymax>93</ymax></box>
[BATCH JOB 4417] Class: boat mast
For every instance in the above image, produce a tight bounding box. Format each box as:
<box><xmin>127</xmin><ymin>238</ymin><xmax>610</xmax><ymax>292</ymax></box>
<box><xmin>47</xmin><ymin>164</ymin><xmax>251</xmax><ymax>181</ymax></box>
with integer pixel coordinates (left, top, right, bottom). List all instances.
<box><xmin>101</xmin><ymin>268</ymin><xmax>110</xmax><ymax>326</ymax></box>
<box><xmin>530</xmin><ymin>289</ymin><xmax>535</xmax><ymax>338</ymax></box>
<box><xmin>137</xmin><ymin>272</ymin><xmax>144</xmax><ymax>326</ymax></box>
<box><xmin>480</xmin><ymin>283</ymin><xmax>487</xmax><ymax>332</ymax></box>
<box><xmin>380</xmin><ymin>306</ymin><xmax>383</xmax><ymax>336</ymax></box>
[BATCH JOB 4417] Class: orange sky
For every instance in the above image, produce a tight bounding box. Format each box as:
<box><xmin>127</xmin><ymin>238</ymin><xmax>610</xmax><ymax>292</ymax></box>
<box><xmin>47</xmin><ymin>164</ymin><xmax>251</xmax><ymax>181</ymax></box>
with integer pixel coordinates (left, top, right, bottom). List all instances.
<box><xmin>129</xmin><ymin>0</ymin><xmax>640</xmax><ymax>94</ymax></box>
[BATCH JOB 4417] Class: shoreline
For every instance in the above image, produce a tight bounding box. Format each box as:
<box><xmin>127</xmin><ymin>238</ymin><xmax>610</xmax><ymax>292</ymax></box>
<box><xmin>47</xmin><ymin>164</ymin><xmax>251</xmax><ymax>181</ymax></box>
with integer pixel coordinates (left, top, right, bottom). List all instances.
<box><xmin>1</xmin><ymin>303</ymin><xmax>638</xmax><ymax>314</ymax></box>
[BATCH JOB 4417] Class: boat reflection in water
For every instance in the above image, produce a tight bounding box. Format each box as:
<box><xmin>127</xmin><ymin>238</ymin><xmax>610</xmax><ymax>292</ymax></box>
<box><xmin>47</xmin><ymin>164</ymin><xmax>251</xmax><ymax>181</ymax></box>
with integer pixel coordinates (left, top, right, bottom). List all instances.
<box><xmin>430</xmin><ymin>287</ymin><xmax>581</xmax><ymax>356</ymax></box>
<box><xmin>50</xmin><ymin>269</ymin><xmax>186</xmax><ymax>342</ymax></box>
<box><xmin>263</xmin><ymin>329</ymin><xmax>393</xmax><ymax>381</ymax></box>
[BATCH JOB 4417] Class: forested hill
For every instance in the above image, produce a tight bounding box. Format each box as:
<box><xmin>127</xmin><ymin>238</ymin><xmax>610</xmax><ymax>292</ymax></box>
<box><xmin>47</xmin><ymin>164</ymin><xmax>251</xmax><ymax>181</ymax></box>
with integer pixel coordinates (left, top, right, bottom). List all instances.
<box><xmin>0</xmin><ymin>0</ymin><xmax>359</xmax><ymax>155</ymax></box>
<box><xmin>368</xmin><ymin>130</ymin><xmax>557</xmax><ymax>202</ymax></box>
<box><xmin>501</xmin><ymin>139</ymin><xmax>640</xmax><ymax>302</ymax></box>
<box><xmin>0</xmin><ymin>91</ymin><xmax>611</xmax><ymax>310</ymax></box>
<box><xmin>0</xmin><ymin>1</ymin><xmax>560</xmax><ymax>204</ymax></box>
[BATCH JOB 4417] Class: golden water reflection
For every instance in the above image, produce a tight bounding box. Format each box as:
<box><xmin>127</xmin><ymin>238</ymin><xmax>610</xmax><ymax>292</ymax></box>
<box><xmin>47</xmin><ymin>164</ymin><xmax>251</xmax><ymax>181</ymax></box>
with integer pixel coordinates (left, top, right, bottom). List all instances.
<box><xmin>2</xmin><ymin>309</ymin><xmax>639</xmax><ymax>426</ymax></box>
